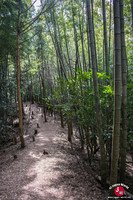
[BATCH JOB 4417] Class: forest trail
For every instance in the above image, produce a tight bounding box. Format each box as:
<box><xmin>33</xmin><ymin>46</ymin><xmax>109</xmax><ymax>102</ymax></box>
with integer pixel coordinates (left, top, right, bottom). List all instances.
<box><xmin>0</xmin><ymin>103</ymin><xmax>108</xmax><ymax>200</ymax></box>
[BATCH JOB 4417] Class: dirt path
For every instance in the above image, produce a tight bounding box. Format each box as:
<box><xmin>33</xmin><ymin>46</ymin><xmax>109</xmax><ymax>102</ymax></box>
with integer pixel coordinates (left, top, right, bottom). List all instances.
<box><xmin>0</xmin><ymin>103</ymin><xmax>108</xmax><ymax>200</ymax></box>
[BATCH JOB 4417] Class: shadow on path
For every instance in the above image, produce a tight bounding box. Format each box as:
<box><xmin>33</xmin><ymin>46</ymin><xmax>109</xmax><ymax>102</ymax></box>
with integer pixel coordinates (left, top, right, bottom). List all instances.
<box><xmin>0</xmin><ymin>103</ymin><xmax>108</xmax><ymax>200</ymax></box>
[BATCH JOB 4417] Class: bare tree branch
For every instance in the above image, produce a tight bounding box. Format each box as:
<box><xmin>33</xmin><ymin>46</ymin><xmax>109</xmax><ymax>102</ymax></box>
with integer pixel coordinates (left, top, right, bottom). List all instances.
<box><xmin>20</xmin><ymin>1</ymin><xmax>57</xmax><ymax>35</ymax></box>
<box><xmin>20</xmin><ymin>0</ymin><xmax>38</xmax><ymax>14</ymax></box>
<box><xmin>21</xmin><ymin>1</ymin><xmax>47</xmax><ymax>29</ymax></box>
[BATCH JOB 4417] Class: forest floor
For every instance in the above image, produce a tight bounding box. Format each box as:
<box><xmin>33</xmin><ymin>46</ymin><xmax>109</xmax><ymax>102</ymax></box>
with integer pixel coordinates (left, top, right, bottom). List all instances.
<box><xmin>0</xmin><ymin>102</ymin><xmax>131</xmax><ymax>200</ymax></box>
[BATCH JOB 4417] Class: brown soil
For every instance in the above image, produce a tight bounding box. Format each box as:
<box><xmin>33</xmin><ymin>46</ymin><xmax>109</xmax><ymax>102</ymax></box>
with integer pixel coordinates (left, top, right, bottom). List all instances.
<box><xmin>0</xmin><ymin>102</ymin><xmax>109</xmax><ymax>200</ymax></box>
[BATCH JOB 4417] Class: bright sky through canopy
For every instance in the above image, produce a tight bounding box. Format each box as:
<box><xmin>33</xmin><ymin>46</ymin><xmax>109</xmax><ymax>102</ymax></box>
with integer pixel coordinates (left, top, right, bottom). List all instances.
<box><xmin>33</xmin><ymin>0</ymin><xmax>41</xmax><ymax>11</ymax></box>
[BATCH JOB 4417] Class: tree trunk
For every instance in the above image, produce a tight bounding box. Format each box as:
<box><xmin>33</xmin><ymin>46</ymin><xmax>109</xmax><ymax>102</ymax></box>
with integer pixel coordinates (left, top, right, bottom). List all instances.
<box><xmin>71</xmin><ymin>0</ymin><xmax>81</xmax><ymax>71</ymax></box>
<box><xmin>110</xmin><ymin>0</ymin><xmax>121</xmax><ymax>186</ymax></box>
<box><xmin>103</xmin><ymin>39</ymin><xmax>105</xmax><ymax>72</ymax></box>
<box><xmin>86</xmin><ymin>0</ymin><xmax>107</xmax><ymax>186</ymax></box>
<box><xmin>30</xmin><ymin>74</ymin><xmax>34</xmax><ymax>104</ymax></box>
<box><xmin>109</xmin><ymin>0</ymin><xmax>112</xmax><ymax>66</ymax></box>
<box><xmin>131</xmin><ymin>0</ymin><xmax>133</xmax><ymax>35</ymax></box>
<box><xmin>102</xmin><ymin>0</ymin><xmax>109</xmax><ymax>75</ymax></box>
<box><xmin>86</xmin><ymin>10</ymin><xmax>92</xmax><ymax>70</ymax></box>
<box><xmin>79</xmin><ymin>6</ymin><xmax>87</xmax><ymax>71</ymax></box>
<box><xmin>91</xmin><ymin>0</ymin><xmax>98</xmax><ymax>71</ymax></box>
<box><xmin>45</xmin><ymin>11</ymin><xmax>68</xmax><ymax>81</ymax></box>
<box><xmin>68</xmin><ymin>119</ymin><xmax>72</xmax><ymax>142</ymax></box>
<box><xmin>17</xmin><ymin>0</ymin><xmax>25</xmax><ymax>148</ymax></box>
<box><xmin>119</xmin><ymin>0</ymin><xmax>127</xmax><ymax>183</ymax></box>
<box><xmin>62</xmin><ymin>9</ymin><xmax>72</xmax><ymax>76</ymax></box>
<box><xmin>41</xmin><ymin>68</ymin><xmax>47</xmax><ymax>122</ymax></box>
<box><xmin>85</xmin><ymin>128</ymin><xmax>91</xmax><ymax>164</ymax></box>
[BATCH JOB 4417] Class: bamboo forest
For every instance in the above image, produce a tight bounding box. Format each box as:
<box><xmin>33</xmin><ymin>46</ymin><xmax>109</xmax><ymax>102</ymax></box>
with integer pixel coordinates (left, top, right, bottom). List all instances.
<box><xmin>0</xmin><ymin>0</ymin><xmax>133</xmax><ymax>199</ymax></box>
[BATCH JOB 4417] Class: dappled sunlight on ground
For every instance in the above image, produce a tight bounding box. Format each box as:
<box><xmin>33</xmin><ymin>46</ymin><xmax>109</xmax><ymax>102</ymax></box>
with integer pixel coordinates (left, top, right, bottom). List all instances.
<box><xmin>0</xmin><ymin>103</ymin><xmax>108</xmax><ymax>200</ymax></box>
